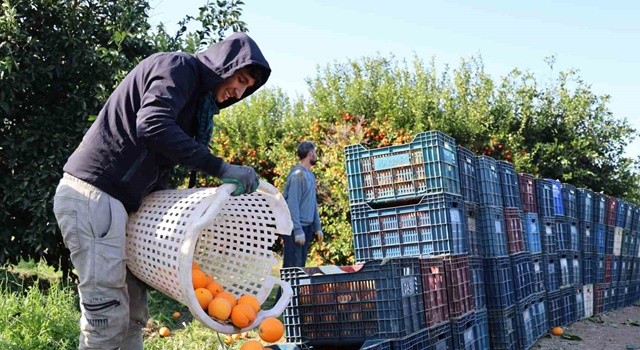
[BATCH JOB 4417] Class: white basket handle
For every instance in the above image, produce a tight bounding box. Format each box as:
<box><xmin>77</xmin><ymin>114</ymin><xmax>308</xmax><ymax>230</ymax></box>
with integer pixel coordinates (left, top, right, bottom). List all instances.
<box><xmin>249</xmin><ymin>278</ymin><xmax>293</xmax><ymax>324</ymax></box>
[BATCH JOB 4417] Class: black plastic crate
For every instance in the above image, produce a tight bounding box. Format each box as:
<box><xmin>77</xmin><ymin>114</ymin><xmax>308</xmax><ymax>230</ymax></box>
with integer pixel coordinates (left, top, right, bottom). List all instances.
<box><xmin>576</xmin><ymin>188</ymin><xmax>594</xmax><ymax>222</ymax></box>
<box><xmin>280</xmin><ymin>257</ymin><xmax>425</xmax><ymax>346</ymax></box>
<box><xmin>475</xmin><ymin>156</ymin><xmax>502</xmax><ymax>207</ymax></box>
<box><xmin>510</xmin><ymin>252</ymin><xmax>535</xmax><ymax>301</ymax></box>
<box><xmin>360</xmin><ymin>339</ymin><xmax>393</xmax><ymax>350</ymax></box>
<box><xmin>504</xmin><ymin>208</ymin><xmax>526</xmax><ymax>255</ymax></box>
<box><xmin>393</xmin><ymin>322</ymin><xmax>451</xmax><ymax>350</ymax></box>
<box><xmin>518</xmin><ymin>173</ymin><xmax>537</xmax><ymax>213</ymax></box>
<box><xmin>469</xmin><ymin>257</ymin><xmax>486</xmax><ymax>311</ymax></box>
<box><xmin>443</xmin><ymin>254</ymin><xmax>474</xmax><ymax>319</ymax></box>
<box><xmin>465</xmin><ymin>202</ymin><xmax>480</xmax><ymax>257</ymax></box>
<box><xmin>450</xmin><ymin>311</ymin><xmax>476</xmax><ymax>350</ymax></box>
<box><xmin>523</xmin><ymin>212</ymin><xmax>541</xmax><ymax>254</ymax></box>
<box><xmin>579</xmin><ymin>221</ymin><xmax>595</xmax><ymax>255</ymax></box>
<box><xmin>419</xmin><ymin>257</ymin><xmax>449</xmax><ymax>328</ymax></box>
<box><xmin>457</xmin><ymin>146</ymin><xmax>478</xmax><ymax>204</ymax></box>
<box><xmin>344</xmin><ymin>131</ymin><xmax>460</xmax><ymax>205</ymax></box>
<box><xmin>487</xmin><ymin>306</ymin><xmax>518</xmax><ymax>350</ymax></box>
<box><xmin>483</xmin><ymin>257</ymin><xmax>515</xmax><ymax>309</ymax></box>
<box><xmin>530</xmin><ymin>253</ymin><xmax>546</xmax><ymax>294</ymax></box>
<box><xmin>535</xmin><ymin>179</ymin><xmax>564</xmax><ymax>218</ymax></box>
<box><xmin>540</xmin><ymin>218</ymin><xmax>557</xmax><ymax>255</ymax></box>
<box><xmin>350</xmin><ymin>193</ymin><xmax>467</xmax><ymax>262</ymax></box>
<box><xmin>497</xmin><ymin>161</ymin><xmax>522</xmax><ymax>209</ymax></box>
<box><xmin>477</xmin><ymin>206</ymin><xmax>507</xmax><ymax>257</ymax></box>
<box><xmin>604</xmin><ymin>226</ymin><xmax>615</xmax><ymax>255</ymax></box>
<box><xmin>592</xmin><ymin>193</ymin><xmax>606</xmax><ymax>225</ymax></box>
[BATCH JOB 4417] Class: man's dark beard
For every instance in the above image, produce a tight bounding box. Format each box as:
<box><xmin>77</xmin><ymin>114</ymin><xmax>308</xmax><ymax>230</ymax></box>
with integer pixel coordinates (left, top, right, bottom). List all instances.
<box><xmin>310</xmin><ymin>158</ymin><xmax>317</xmax><ymax>165</ymax></box>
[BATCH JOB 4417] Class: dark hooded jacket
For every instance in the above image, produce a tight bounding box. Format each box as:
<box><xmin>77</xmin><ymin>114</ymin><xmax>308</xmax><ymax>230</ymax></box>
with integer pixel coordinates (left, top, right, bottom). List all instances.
<box><xmin>63</xmin><ymin>33</ymin><xmax>270</xmax><ymax>212</ymax></box>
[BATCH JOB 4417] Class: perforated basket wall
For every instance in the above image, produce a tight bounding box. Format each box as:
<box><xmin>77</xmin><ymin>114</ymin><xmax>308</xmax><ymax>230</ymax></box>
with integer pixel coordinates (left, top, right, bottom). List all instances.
<box><xmin>125</xmin><ymin>183</ymin><xmax>293</xmax><ymax>333</ymax></box>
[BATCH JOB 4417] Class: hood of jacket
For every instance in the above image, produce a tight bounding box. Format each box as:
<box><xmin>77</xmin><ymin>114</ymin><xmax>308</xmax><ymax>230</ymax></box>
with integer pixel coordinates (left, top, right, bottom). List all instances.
<box><xmin>195</xmin><ymin>32</ymin><xmax>271</xmax><ymax>109</ymax></box>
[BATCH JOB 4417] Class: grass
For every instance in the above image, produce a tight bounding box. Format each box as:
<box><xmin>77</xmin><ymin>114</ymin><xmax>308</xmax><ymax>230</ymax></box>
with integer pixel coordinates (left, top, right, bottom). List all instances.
<box><xmin>0</xmin><ymin>259</ymin><xmax>287</xmax><ymax>350</ymax></box>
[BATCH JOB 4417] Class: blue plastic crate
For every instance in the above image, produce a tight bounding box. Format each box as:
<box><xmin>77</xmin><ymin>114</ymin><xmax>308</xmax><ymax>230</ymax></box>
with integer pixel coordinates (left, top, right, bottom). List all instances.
<box><xmin>631</xmin><ymin>204</ymin><xmax>640</xmax><ymax>232</ymax></box>
<box><xmin>570</xmin><ymin>253</ymin><xmax>582</xmax><ymax>286</ymax></box>
<box><xmin>616</xmin><ymin>199</ymin><xmax>628</xmax><ymax>229</ymax></box>
<box><xmin>592</xmin><ymin>193</ymin><xmax>607</xmax><ymax>225</ymax></box>
<box><xmin>457</xmin><ymin>146</ymin><xmax>478</xmax><ymax>204</ymax></box>
<box><xmin>612</xmin><ymin>256</ymin><xmax>620</xmax><ymax>283</ymax></box>
<box><xmin>469</xmin><ymin>257</ymin><xmax>486</xmax><ymax>311</ymax></box>
<box><xmin>616</xmin><ymin>282</ymin><xmax>629</xmax><ymax>308</ymax></box>
<box><xmin>465</xmin><ymin>202</ymin><xmax>480</xmax><ymax>257</ymax></box>
<box><xmin>576</xmin><ymin>188</ymin><xmax>594</xmax><ymax>222</ymax></box>
<box><xmin>557</xmin><ymin>254</ymin><xmax>573</xmax><ymax>289</ymax></box>
<box><xmin>450</xmin><ymin>311</ymin><xmax>476</xmax><ymax>350</ymax></box>
<box><xmin>475</xmin><ymin>156</ymin><xmax>502</xmax><ymax>207</ymax></box>
<box><xmin>595</xmin><ymin>255</ymin><xmax>606</xmax><ymax>283</ymax></box>
<box><xmin>396</xmin><ymin>322</ymin><xmax>450</xmax><ymax>350</ymax></box>
<box><xmin>483</xmin><ymin>257</ymin><xmax>515</xmax><ymax>309</ymax></box>
<box><xmin>497</xmin><ymin>161</ymin><xmax>522</xmax><ymax>209</ymax></box>
<box><xmin>345</xmin><ymin>131</ymin><xmax>460</xmax><ymax>205</ymax></box>
<box><xmin>515</xmin><ymin>295</ymin><xmax>538</xmax><ymax>350</ymax></box>
<box><xmin>579</xmin><ymin>221</ymin><xmax>595</xmax><ymax>255</ymax></box>
<box><xmin>546</xmin><ymin>288</ymin><xmax>573</xmax><ymax>328</ymax></box>
<box><xmin>535</xmin><ymin>179</ymin><xmax>564</xmax><ymax>218</ymax></box>
<box><xmin>539</xmin><ymin>218</ymin><xmax>557</xmax><ymax>255</ymax></box>
<box><xmin>523</xmin><ymin>213</ymin><xmax>541</xmax><ymax>254</ymax></box>
<box><xmin>477</xmin><ymin>206</ymin><xmax>507</xmax><ymax>257</ymax></box>
<box><xmin>554</xmin><ymin>218</ymin><xmax>576</xmax><ymax>254</ymax></box>
<box><xmin>561</xmin><ymin>183</ymin><xmax>578</xmax><ymax>220</ymax></box>
<box><xmin>543</xmin><ymin>254</ymin><xmax>559</xmax><ymax>292</ymax></box>
<box><xmin>280</xmin><ymin>258</ymin><xmax>425</xmax><ymax>346</ymax></box>
<box><xmin>510</xmin><ymin>252</ymin><xmax>535</xmax><ymax>301</ymax></box>
<box><xmin>360</xmin><ymin>339</ymin><xmax>392</xmax><ymax>350</ymax></box>
<box><xmin>474</xmin><ymin>309</ymin><xmax>490</xmax><ymax>350</ymax></box>
<box><xmin>350</xmin><ymin>193</ymin><xmax>467</xmax><ymax>263</ymax></box>
<box><xmin>531</xmin><ymin>253</ymin><xmax>546</xmax><ymax>294</ymax></box>
<box><xmin>531</xmin><ymin>294</ymin><xmax>549</xmax><ymax>342</ymax></box>
<box><xmin>604</xmin><ymin>283</ymin><xmax>617</xmax><ymax>312</ymax></box>
<box><xmin>605</xmin><ymin>226</ymin><xmax>615</xmax><ymax>255</ymax></box>
<box><xmin>568</xmin><ymin>220</ymin><xmax>580</xmax><ymax>252</ymax></box>
<box><xmin>487</xmin><ymin>306</ymin><xmax>518</xmax><ymax>350</ymax></box>
<box><xmin>594</xmin><ymin>223</ymin><xmax>606</xmax><ymax>255</ymax></box>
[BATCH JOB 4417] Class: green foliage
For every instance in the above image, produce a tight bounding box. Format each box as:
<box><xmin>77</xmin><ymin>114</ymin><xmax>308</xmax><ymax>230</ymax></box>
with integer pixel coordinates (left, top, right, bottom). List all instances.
<box><xmin>0</xmin><ymin>0</ymin><xmax>247</xmax><ymax>275</ymax></box>
<box><xmin>0</xmin><ymin>282</ymin><xmax>79</xmax><ymax>349</ymax></box>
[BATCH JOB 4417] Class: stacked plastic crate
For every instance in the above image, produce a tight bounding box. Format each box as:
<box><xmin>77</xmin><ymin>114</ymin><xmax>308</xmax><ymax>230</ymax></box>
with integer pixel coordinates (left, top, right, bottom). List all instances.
<box><xmin>456</xmin><ymin>146</ymin><xmax>490</xmax><ymax>350</ymax></box>
<box><xmin>474</xmin><ymin>156</ymin><xmax>518</xmax><ymax>350</ymax></box>
<box><xmin>631</xmin><ymin>205</ymin><xmax>640</xmax><ymax>304</ymax></box>
<box><xmin>577</xmin><ymin>188</ymin><xmax>595</xmax><ymax>320</ymax></box>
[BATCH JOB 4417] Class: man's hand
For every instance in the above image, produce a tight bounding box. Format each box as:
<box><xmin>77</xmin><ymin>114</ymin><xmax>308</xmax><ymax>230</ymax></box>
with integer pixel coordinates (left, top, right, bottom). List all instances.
<box><xmin>315</xmin><ymin>230</ymin><xmax>323</xmax><ymax>243</ymax></box>
<box><xmin>218</xmin><ymin>162</ymin><xmax>259</xmax><ymax>196</ymax></box>
<box><xmin>294</xmin><ymin>230</ymin><xmax>306</xmax><ymax>246</ymax></box>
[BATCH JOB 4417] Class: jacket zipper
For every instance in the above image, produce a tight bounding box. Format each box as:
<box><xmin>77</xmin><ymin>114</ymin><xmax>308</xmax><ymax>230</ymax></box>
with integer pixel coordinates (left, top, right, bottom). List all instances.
<box><xmin>121</xmin><ymin>149</ymin><xmax>148</xmax><ymax>183</ymax></box>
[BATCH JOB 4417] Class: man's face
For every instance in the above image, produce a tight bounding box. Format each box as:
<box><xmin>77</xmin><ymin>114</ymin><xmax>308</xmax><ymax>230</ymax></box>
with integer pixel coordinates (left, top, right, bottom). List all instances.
<box><xmin>309</xmin><ymin>149</ymin><xmax>318</xmax><ymax>165</ymax></box>
<box><xmin>214</xmin><ymin>67</ymin><xmax>256</xmax><ymax>103</ymax></box>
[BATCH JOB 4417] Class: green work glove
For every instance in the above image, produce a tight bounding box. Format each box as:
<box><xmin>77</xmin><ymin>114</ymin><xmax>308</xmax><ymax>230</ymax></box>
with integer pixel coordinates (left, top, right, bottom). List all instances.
<box><xmin>218</xmin><ymin>162</ymin><xmax>259</xmax><ymax>196</ymax></box>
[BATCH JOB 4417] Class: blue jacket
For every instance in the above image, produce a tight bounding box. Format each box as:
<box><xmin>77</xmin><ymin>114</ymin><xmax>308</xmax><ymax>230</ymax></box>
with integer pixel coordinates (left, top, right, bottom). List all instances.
<box><xmin>283</xmin><ymin>165</ymin><xmax>322</xmax><ymax>236</ymax></box>
<box><xmin>63</xmin><ymin>33</ymin><xmax>270</xmax><ymax>212</ymax></box>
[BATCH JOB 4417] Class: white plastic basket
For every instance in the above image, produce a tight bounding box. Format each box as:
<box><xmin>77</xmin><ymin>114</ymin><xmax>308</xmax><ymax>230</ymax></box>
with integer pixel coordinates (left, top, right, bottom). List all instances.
<box><xmin>125</xmin><ymin>181</ymin><xmax>293</xmax><ymax>334</ymax></box>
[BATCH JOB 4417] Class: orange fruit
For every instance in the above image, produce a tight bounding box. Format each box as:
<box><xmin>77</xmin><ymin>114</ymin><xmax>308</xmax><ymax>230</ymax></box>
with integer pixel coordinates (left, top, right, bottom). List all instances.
<box><xmin>216</xmin><ymin>291</ymin><xmax>237</xmax><ymax>308</ymax></box>
<box><xmin>240</xmin><ymin>340</ymin><xmax>264</xmax><ymax>350</ymax></box>
<box><xmin>192</xmin><ymin>269</ymin><xmax>211</xmax><ymax>289</ymax></box>
<box><xmin>223</xmin><ymin>335</ymin><xmax>235</xmax><ymax>345</ymax></box>
<box><xmin>231</xmin><ymin>303</ymin><xmax>257</xmax><ymax>328</ymax></box>
<box><xmin>205</xmin><ymin>280</ymin><xmax>224</xmax><ymax>298</ymax></box>
<box><xmin>208</xmin><ymin>296</ymin><xmax>232</xmax><ymax>320</ymax></box>
<box><xmin>195</xmin><ymin>288</ymin><xmax>214</xmax><ymax>309</ymax></box>
<box><xmin>158</xmin><ymin>326</ymin><xmax>170</xmax><ymax>337</ymax></box>
<box><xmin>192</xmin><ymin>261</ymin><xmax>200</xmax><ymax>270</ymax></box>
<box><xmin>172</xmin><ymin>311</ymin><xmax>181</xmax><ymax>319</ymax></box>
<box><xmin>551</xmin><ymin>326</ymin><xmax>563</xmax><ymax>336</ymax></box>
<box><xmin>258</xmin><ymin>317</ymin><xmax>284</xmax><ymax>342</ymax></box>
<box><xmin>237</xmin><ymin>294</ymin><xmax>261</xmax><ymax>313</ymax></box>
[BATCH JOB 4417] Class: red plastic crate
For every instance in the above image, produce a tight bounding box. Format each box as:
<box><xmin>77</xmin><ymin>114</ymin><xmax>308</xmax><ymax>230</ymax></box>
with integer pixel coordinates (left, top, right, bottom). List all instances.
<box><xmin>518</xmin><ymin>173</ymin><xmax>538</xmax><ymax>213</ymax></box>
<box><xmin>418</xmin><ymin>257</ymin><xmax>449</xmax><ymax>327</ymax></box>
<box><xmin>443</xmin><ymin>254</ymin><xmax>474</xmax><ymax>318</ymax></box>
<box><xmin>605</xmin><ymin>196</ymin><xmax>617</xmax><ymax>226</ymax></box>
<box><xmin>504</xmin><ymin>208</ymin><xmax>526</xmax><ymax>255</ymax></box>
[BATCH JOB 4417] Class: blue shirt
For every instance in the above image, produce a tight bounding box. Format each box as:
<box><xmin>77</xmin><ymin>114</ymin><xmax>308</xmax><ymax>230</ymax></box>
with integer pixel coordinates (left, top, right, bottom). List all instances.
<box><xmin>284</xmin><ymin>165</ymin><xmax>322</xmax><ymax>236</ymax></box>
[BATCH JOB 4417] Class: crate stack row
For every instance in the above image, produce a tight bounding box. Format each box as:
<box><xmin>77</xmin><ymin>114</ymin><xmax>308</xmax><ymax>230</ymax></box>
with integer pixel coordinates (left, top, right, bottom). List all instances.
<box><xmin>281</xmin><ymin>131</ymin><xmax>487</xmax><ymax>350</ymax></box>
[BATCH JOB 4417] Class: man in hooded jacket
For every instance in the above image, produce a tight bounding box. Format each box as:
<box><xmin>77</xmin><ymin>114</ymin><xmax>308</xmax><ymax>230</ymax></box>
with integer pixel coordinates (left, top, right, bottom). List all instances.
<box><xmin>52</xmin><ymin>32</ymin><xmax>270</xmax><ymax>349</ymax></box>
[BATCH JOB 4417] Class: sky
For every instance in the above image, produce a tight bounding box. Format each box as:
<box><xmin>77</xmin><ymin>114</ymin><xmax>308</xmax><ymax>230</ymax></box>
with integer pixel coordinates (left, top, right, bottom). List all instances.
<box><xmin>148</xmin><ymin>0</ymin><xmax>640</xmax><ymax>159</ymax></box>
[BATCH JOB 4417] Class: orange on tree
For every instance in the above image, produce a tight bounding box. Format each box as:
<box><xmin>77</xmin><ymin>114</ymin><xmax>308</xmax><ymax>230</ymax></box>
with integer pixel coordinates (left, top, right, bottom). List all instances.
<box><xmin>237</xmin><ymin>294</ymin><xmax>261</xmax><ymax>313</ymax></box>
<box><xmin>158</xmin><ymin>326</ymin><xmax>171</xmax><ymax>337</ymax></box>
<box><xmin>231</xmin><ymin>303</ymin><xmax>257</xmax><ymax>328</ymax></box>
<box><xmin>192</xmin><ymin>269</ymin><xmax>212</xmax><ymax>289</ymax></box>
<box><xmin>195</xmin><ymin>288</ymin><xmax>214</xmax><ymax>309</ymax></box>
<box><xmin>258</xmin><ymin>317</ymin><xmax>284</xmax><ymax>343</ymax></box>
<box><xmin>208</xmin><ymin>297</ymin><xmax>233</xmax><ymax>321</ymax></box>
<box><xmin>205</xmin><ymin>280</ymin><xmax>224</xmax><ymax>298</ymax></box>
<box><xmin>240</xmin><ymin>340</ymin><xmax>264</xmax><ymax>350</ymax></box>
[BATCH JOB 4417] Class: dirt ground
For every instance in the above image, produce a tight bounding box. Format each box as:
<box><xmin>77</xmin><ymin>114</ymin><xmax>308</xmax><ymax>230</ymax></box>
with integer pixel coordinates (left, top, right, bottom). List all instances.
<box><xmin>534</xmin><ymin>305</ymin><xmax>640</xmax><ymax>350</ymax></box>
